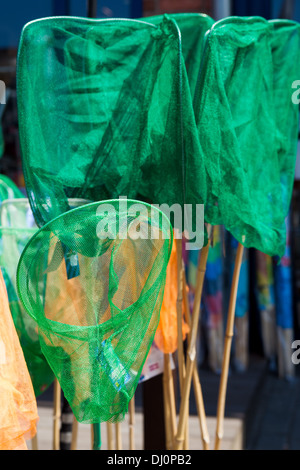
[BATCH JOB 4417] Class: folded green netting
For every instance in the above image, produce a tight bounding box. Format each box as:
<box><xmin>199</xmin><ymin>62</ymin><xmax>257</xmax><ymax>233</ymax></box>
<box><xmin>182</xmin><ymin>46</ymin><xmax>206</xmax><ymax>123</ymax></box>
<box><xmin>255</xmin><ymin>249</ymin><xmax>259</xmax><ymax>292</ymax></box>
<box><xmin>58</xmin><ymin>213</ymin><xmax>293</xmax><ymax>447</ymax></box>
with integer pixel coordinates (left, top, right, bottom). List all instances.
<box><xmin>191</xmin><ymin>16</ymin><xmax>300</xmax><ymax>257</ymax></box>
<box><xmin>144</xmin><ymin>13</ymin><xmax>214</xmax><ymax>99</ymax></box>
<box><xmin>0</xmin><ymin>198</ymin><xmax>54</xmax><ymax>396</ymax></box>
<box><xmin>269</xmin><ymin>19</ymin><xmax>300</xmax><ymax>216</ymax></box>
<box><xmin>17</xmin><ymin>199</ymin><xmax>173</xmax><ymax>423</ymax></box>
<box><xmin>17</xmin><ymin>15</ymin><xmax>299</xmax><ymax>257</ymax></box>
<box><xmin>17</xmin><ymin>16</ymin><xmax>198</xmax><ymax>233</ymax></box>
<box><xmin>0</xmin><ymin>175</ymin><xmax>23</xmax><ymax>202</ymax></box>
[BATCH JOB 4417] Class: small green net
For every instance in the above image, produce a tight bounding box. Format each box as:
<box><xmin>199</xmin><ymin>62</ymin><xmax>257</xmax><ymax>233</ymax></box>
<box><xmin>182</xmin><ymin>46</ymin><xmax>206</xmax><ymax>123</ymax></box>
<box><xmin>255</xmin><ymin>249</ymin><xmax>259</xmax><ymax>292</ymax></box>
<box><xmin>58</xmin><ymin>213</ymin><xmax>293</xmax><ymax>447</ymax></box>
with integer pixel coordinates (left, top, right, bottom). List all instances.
<box><xmin>17</xmin><ymin>199</ymin><xmax>173</xmax><ymax>423</ymax></box>
<box><xmin>0</xmin><ymin>198</ymin><xmax>54</xmax><ymax>396</ymax></box>
<box><xmin>191</xmin><ymin>16</ymin><xmax>300</xmax><ymax>257</ymax></box>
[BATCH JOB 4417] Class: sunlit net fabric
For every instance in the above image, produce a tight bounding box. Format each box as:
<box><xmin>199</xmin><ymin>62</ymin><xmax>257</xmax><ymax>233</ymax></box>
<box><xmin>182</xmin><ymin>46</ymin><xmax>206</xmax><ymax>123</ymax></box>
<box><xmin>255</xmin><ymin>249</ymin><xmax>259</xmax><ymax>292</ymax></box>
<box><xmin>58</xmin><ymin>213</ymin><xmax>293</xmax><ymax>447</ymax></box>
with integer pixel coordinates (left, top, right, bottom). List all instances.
<box><xmin>17</xmin><ymin>16</ymin><xmax>198</xmax><ymax>235</ymax></box>
<box><xmin>17</xmin><ymin>200</ymin><xmax>173</xmax><ymax>423</ymax></box>
<box><xmin>269</xmin><ymin>19</ymin><xmax>300</xmax><ymax>216</ymax></box>
<box><xmin>154</xmin><ymin>238</ymin><xmax>189</xmax><ymax>354</ymax></box>
<box><xmin>0</xmin><ymin>269</ymin><xmax>38</xmax><ymax>450</ymax></box>
<box><xmin>192</xmin><ymin>16</ymin><xmax>300</xmax><ymax>258</ymax></box>
<box><xmin>0</xmin><ymin>198</ymin><xmax>54</xmax><ymax>397</ymax></box>
<box><xmin>17</xmin><ymin>15</ymin><xmax>299</xmax><ymax>257</ymax></box>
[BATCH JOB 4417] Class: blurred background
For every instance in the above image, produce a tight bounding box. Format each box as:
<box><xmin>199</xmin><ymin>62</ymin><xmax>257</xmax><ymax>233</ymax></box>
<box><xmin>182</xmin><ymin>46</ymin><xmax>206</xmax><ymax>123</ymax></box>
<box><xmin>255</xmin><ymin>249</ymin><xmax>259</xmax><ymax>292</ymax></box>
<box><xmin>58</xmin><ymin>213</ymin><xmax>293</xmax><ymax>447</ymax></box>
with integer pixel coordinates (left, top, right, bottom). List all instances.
<box><xmin>1</xmin><ymin>0</ymin><xmax>300</xmax><ymax>450</ymax></box>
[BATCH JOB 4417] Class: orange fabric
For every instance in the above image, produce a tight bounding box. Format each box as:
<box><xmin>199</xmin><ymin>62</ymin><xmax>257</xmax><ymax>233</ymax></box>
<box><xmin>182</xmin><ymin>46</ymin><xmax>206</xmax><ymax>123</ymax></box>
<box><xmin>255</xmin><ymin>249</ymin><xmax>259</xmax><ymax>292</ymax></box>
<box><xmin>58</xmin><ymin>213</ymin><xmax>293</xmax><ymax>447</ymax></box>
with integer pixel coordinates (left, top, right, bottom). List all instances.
<box><xmin>154</xmin><ymin>240</ymin><xmax>190</xmax><ymax>354</ymax></box>
<box><xmin>0</xmin><ymin>270</ymin><xmax>38</xmax><ymax>450</ymax></box>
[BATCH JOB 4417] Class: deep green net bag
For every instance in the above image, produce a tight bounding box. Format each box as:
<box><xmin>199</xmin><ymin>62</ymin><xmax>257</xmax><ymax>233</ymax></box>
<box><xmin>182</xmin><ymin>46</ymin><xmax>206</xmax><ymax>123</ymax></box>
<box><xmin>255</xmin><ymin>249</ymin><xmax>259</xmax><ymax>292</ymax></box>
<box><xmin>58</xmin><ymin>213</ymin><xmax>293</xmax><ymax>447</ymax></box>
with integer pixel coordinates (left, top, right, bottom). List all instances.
<box><xmin>16</xmin><ymin>16</ymin><xmax>199</xmax><ymax>233</ymax></box>
<box><xmin>16</xmin><ymin>14</ymin><xmax>300</xmax><ymax>256</ymax></box>
<box><xmin>269</xmin><ymin>19</ymin><xmax>300</xmax><ymax>216</ymax></box>
<box><xmin>17</xmin><ymin>199</ymin><xmax>173</xmax><ymax>423</ymax></box>
<box><xmin>0</xmin><ymin>198</ymin><xmax>55</xmax><ymax>396</ymax></box>
<box><xmin>191</xmin><ymin>16</ymin><xmax>300</xmax><ymax>258</ymax></box>
<box><xmin>144</xmin><ymin>13</ymin><xmax>214</xmax><ymax>99</ymax></box>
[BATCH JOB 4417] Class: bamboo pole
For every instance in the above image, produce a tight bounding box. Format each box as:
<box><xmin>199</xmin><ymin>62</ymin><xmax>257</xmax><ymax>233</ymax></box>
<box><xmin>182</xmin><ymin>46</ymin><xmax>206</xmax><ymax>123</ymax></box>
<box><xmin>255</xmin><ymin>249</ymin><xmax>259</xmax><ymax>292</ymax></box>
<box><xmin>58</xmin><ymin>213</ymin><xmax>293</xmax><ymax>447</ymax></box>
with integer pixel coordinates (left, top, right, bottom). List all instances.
<box><xmin>163</xmin><ymin>353</ymin><xmax>177</xmax><ymax>449</ymax></box>
<box><xmin>214</xmin><ymin>242</ymin><xmax>244</xmax><ymax>450</ymax></box>
<box><xmin>71</xmin><ymin>416</ymin><xmax>78</xmax><ymax>450</ymax></box>
<box><xmin>163</xmin><ymin>356</ymin><xmax>172</xmax><ymax>449</ymax></box>
<box><xmin>115</xmin><ymin>422</ymin><xmax>122</xmax><ymax>450</ymax></box>
<box><xmin>31</xmin><ymin>434</ymin><xmax>38</xmax><ymax>450</ymax></box>
<box><xmin>129</xmin><ymin>395</ymin><xmax>135</xmax><ymax>450</ymax></box>
<box><xmin>91</xmin><ymin>425</ymin><xmax>94</xmax><ymax>449</ymax></box>
<box><xmin>176</xmin><ymin>238</ymin><xmax>185</xmax><ymax>393</ymax></box>
<box><xmin>192</xmin><ymin>366</ymin><xmax>210</xmax><ymax>449</ymax></box>
<box><xmin>106</xmin><ymin>422</ymin><xmax>114</xmax><ymax>450</ymax></box>
<box><xmin>173</xmin><ymin>233</ymin><xmax>211</xmax><ymax>450</ymax></box>
<box><xmin>175</xmin><ymin>238</ymin><xmax>189</xmax><ymax>449</ymax></box>
<box><xmin>53</xmin><ymin>378</ymin><xmax>61</xmax><ymax>450</ymax></box>
<box><xmin>182</xmin><ymin>264</ymin><xmax>210</xmax><ymax>450</ymax></box>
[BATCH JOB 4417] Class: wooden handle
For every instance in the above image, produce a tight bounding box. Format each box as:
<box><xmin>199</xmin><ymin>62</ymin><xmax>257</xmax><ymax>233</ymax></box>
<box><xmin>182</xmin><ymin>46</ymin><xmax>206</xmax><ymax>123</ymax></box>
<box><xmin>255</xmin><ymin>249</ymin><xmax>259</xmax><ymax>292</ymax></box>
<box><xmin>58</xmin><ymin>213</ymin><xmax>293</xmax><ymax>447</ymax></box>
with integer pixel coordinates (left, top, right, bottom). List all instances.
<box><xmin>174</xmin><ymin>237</ymin><xmax>211</xmax><ymax>450</ymax></box>
<box><xmin>214</xmin><ymin>243</ymin><xmax>244</xmax><ymax>450</ymax></box>
<box><xmin>53</xmin><ymin>379</ymin><xmax>61</xmax><ymax>450</ymax></box>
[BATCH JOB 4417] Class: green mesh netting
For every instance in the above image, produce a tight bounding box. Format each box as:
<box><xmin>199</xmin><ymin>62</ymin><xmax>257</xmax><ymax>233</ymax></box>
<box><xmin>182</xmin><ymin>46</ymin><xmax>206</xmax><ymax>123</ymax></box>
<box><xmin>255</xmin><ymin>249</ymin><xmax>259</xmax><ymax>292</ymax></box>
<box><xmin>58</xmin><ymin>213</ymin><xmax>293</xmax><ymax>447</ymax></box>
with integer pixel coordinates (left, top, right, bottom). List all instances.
<box><xmin>269</xmin><ymin>19</ymin><xmax>300</xmax><ymax>215</ymax></box>
<box><xmin>16</xmin><ymin>199</ymin><xmax>173</xmax><ymax>423</ymax></box>
<box><xmin>0</xmin><ymin>198</ymin><xmax>54</xmax><ymax>396</ymax></box>
<box><xmin>191</xmin><ymin>16</ymin><xmax>300</xmax><ymax>257</ymax></box>
<box><xmin>144</xmin><ymin>13</ymin><xmax>214</xmax><ymax>99</ymax></box>
<box><xmin>17</xmin><ymin>15</ymin><xmax>299</xmax><ymax>258</ymax></box>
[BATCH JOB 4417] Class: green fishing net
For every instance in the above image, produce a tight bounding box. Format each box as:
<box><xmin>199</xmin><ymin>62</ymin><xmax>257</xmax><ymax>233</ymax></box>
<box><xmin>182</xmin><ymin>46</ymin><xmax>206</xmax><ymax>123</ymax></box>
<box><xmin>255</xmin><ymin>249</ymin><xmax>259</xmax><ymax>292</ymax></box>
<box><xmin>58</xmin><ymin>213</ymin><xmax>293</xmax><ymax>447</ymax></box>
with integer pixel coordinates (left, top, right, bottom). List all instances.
<box><xmin>269</xmin><ymin>19</ymin><xmax>300</xmax><ymax>215</ymax></box>
<box><xmin>0</xmin><ymin>198</ymin><xmax>54</xmax><ymax>396</ymax></box>
<box><xmin>17</xmin><ymin>15</ymin><xmax>299</xmax><ymax>258</ymax></box>
<box><xmin>17</xmin><ymin>17</ymin><xmax>193</xmax><ymax>230</ymax></box>
<box><xmin>17</xmin><ymin>199</ymin><xmax>173</xmax><ymax>423</ymax></box>
<box><xmin>191</xmin><ymin>16</ymin><xmax>300</xmax><ymax>257</ymax></box>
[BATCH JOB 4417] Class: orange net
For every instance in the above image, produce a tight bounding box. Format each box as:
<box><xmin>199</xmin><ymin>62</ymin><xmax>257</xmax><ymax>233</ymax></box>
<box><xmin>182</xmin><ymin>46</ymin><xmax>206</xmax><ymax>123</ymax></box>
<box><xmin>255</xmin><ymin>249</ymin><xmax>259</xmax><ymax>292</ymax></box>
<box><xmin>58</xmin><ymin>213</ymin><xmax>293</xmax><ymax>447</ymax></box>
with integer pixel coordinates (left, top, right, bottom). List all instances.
<box><xmin>0</xmin><ymin>270</ymin><xmax>38</xmax><ymax>450</ymax></box>
<box><xmin>154</xmin><ymin>240</ymin><xmax>190</xmax><ymax>354</ymax></box>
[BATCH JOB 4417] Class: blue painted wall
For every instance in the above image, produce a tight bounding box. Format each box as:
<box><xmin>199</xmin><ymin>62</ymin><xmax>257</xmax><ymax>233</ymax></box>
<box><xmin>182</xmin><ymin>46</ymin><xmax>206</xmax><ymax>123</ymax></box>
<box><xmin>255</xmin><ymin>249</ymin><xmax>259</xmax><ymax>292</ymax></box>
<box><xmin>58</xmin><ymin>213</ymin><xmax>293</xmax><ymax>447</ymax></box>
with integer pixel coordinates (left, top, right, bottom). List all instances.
<box><xmin>0</xmin><ymin>0</ymin><xmax>142</xmax><ymax>48</ymax></box>
<box><xmin>232</xmin><ymin>0</ymin><xmax>300</xmax><ymax>21</ymax></box>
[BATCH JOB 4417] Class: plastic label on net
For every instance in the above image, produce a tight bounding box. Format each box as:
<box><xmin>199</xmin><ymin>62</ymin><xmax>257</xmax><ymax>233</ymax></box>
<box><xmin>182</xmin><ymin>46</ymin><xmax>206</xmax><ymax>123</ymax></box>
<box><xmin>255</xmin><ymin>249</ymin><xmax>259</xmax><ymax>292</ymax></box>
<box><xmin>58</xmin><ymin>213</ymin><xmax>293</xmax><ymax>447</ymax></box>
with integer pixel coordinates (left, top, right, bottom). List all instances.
<box><xmin>98</xmin><ymin>340</ymin><xmax>131</xmax><ymax>391</ymax></box>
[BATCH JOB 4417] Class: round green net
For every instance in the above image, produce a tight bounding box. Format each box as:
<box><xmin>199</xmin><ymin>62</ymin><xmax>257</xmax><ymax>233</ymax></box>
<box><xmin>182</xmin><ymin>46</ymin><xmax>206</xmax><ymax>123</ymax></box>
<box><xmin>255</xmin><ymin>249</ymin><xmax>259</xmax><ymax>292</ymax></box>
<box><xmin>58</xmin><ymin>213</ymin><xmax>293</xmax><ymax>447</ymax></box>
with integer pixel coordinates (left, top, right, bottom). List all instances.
<box><xmin>16</xmin><ymin>199</ymin><xmax>173</xmax><ymax>423</ymax></box>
